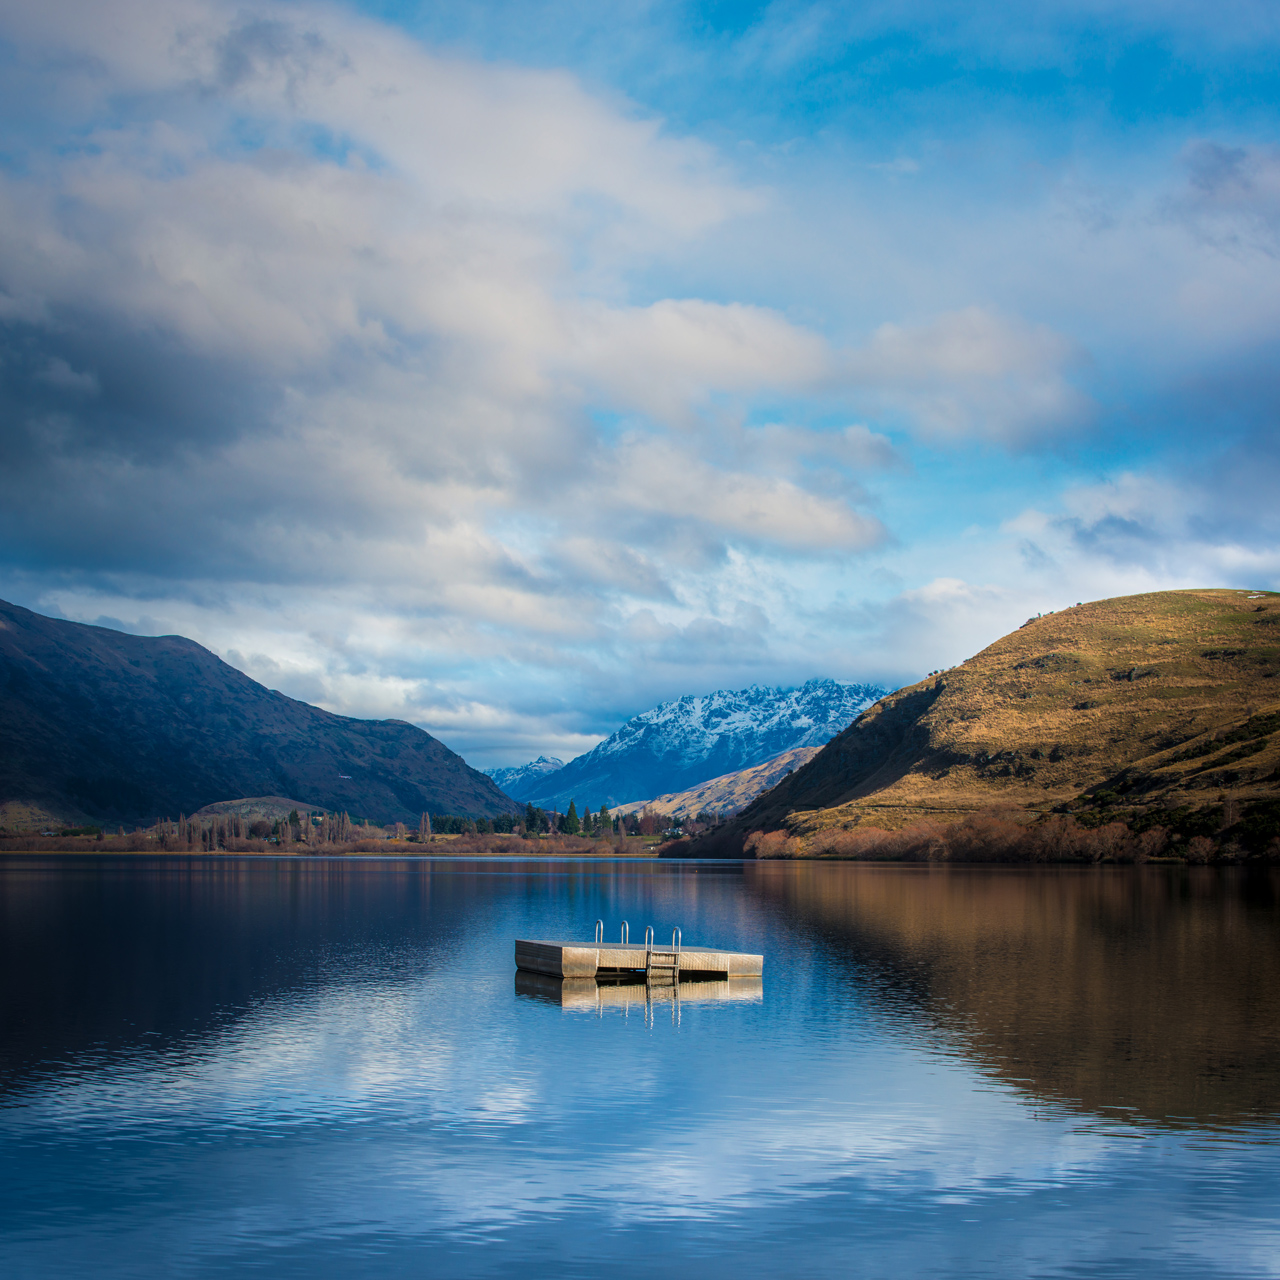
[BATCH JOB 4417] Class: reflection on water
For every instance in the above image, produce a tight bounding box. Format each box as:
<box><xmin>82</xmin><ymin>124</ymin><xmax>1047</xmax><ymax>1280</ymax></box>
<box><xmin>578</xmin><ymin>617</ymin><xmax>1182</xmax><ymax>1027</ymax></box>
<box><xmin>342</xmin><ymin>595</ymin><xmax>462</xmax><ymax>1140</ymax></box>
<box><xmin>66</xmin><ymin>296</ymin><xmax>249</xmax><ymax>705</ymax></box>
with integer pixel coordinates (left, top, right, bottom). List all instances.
<box><xmin>515</xmin><ymin>970</ymin><xmax>765</xmax><ymax>1011</ymax></box>
<box><xmin>748</xmin><ymin>862</ymin><xmax>1280</xmax><ymax>1128</ymax></box>
<box><xmin>1</xmin><ymin>855</ymin><xmax>1278</xmax><ymax>1279</ymax></box>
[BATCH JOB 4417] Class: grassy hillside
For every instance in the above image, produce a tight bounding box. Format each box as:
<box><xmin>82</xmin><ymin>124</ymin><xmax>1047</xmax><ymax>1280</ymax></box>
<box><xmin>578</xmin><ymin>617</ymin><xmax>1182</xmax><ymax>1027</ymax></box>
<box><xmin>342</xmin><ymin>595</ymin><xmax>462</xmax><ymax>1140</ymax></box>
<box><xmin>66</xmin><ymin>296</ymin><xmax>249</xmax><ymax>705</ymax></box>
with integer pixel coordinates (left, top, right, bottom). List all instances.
<box><xmin>697</xmin><ymin>589</ymin><xmax>1280</xmax><ymax>857</ymax></box>
<box><xmin>616</xmin><ymin>745</ymin><xmax>822</xmax><ymax>818</ymax></box>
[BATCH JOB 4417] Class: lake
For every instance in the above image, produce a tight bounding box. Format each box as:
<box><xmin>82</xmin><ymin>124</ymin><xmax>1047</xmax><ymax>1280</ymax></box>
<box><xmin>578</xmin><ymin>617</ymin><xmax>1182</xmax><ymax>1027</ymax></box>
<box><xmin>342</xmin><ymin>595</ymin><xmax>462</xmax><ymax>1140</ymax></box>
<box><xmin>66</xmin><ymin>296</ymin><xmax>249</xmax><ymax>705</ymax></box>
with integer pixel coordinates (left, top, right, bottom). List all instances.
<box><xmin>1</xmin><ymin>856</ymin><xmax>1278</xmax><ymax>1278</ymax></box>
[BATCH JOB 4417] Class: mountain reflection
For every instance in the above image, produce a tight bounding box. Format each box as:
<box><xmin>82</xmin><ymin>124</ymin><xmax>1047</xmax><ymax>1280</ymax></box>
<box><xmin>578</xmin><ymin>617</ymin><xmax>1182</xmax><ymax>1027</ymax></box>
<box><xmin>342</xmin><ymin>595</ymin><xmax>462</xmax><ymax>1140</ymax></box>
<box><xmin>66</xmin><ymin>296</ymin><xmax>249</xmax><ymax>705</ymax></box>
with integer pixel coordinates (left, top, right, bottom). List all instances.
<box><xmin>0</xmin><ymin>854</ymin><xmax>747</xmax><ymax>1094</ymax></box>
<box><xmin>747</xmin><ymin>861</ymin><xmax>1280</xmax><ymax>1127</ymax></box>
<box><xmin>0</xmin><ymin>856</ymin><xmax>492</xmax><ymax>1091</ymax></box>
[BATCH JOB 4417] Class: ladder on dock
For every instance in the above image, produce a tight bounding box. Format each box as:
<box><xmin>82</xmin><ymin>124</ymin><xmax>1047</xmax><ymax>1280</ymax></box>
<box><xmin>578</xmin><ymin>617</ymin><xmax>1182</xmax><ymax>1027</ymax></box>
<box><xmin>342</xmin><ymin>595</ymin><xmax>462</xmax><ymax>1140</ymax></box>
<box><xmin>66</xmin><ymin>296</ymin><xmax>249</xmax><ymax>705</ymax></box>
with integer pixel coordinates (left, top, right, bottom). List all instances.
<box><xmin>645</xmin><ymin>926</ymin><xmax>681</xmax><ymax>984</ymax></box>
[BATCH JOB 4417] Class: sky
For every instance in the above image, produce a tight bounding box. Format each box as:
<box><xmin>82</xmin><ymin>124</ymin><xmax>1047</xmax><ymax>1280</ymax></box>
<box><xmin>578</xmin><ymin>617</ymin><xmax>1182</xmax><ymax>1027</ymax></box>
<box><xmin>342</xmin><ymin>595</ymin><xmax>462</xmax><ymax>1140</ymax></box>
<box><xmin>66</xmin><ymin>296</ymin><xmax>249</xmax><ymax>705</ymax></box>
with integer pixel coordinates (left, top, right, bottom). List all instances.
<box><xmin>1</xmin><ymin>0</ymin><xmax>1278</xmax><ymax>768</ymax></box>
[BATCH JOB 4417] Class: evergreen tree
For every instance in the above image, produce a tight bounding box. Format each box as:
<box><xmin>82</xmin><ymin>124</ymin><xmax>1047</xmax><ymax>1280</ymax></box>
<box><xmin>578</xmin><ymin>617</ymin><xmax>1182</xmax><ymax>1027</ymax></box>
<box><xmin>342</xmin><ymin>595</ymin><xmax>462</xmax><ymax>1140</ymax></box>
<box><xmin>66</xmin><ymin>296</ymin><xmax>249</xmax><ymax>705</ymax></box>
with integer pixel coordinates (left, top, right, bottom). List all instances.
<box><xmin>564</xmin><ymin>799</ymin><xmax>580</xmax><ymax>835</ymax></box>
<box><xmin>525</xmin><ymin>802</ymin><xmax>538</xmax><ymax>834</ymax></box>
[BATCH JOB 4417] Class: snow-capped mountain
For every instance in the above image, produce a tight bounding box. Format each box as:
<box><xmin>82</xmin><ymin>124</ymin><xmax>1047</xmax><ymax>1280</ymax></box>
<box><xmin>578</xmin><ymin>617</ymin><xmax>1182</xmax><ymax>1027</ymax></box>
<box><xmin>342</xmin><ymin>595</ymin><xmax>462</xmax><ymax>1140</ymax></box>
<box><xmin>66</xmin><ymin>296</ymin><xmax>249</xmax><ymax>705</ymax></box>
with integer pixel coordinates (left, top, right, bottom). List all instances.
<box><xmin>513</xmin><ymin>678</ymin><xmax>887</xmax><ymax>813</ymax></box>
<box><xmin>484</xmin><ymin>755</ymin><xmax>564</xmax><ymax>799</ymax></box>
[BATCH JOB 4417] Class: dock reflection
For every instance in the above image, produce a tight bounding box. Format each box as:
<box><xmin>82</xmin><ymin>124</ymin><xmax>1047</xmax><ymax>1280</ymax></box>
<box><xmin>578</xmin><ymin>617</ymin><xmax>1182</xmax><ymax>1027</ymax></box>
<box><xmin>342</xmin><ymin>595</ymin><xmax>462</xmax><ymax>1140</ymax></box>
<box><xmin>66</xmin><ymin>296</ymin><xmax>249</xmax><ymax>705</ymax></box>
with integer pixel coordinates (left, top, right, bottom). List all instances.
<box><xmin>515</xmin><ymin>970</ymin><xmax>763</xmax><ymax>1012</ymax></box>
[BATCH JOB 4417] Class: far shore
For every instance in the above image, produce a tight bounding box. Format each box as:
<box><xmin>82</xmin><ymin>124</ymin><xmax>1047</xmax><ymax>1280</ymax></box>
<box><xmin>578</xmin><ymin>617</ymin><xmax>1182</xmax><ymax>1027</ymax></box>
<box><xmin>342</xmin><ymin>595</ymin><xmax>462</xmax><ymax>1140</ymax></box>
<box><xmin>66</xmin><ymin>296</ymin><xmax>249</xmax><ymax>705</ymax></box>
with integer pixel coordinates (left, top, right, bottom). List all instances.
<box><xmin>0</xmin><ymin>832</ymin><xmax>669</xmax><ymax>858</ymax></box>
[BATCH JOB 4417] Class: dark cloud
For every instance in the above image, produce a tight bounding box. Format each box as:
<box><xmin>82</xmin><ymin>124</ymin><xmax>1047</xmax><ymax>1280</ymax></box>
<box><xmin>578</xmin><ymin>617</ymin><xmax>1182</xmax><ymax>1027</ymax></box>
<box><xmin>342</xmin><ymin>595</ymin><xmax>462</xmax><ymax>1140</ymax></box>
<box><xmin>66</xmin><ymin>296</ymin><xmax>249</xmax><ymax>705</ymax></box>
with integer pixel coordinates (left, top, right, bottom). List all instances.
<box><xmin>216</xmin><ymin>18</ymin><xmax>339</xmax><ymax>92</ymax></box>
<box><xmin>1171</xmin><ymin>140</ymin><xmax>1280</xmax><ymax>268</ymax></box>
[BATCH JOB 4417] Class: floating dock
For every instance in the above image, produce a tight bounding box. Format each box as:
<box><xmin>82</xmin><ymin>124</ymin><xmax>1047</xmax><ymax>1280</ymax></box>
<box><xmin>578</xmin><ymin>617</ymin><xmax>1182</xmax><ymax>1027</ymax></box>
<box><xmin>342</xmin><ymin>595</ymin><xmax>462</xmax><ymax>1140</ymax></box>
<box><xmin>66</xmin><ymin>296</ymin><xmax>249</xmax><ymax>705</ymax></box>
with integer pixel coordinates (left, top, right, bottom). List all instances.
<box><xmin>514</xmin><ymin>934</ymin><xmax>763</xmax><ymax>981</ymax></box>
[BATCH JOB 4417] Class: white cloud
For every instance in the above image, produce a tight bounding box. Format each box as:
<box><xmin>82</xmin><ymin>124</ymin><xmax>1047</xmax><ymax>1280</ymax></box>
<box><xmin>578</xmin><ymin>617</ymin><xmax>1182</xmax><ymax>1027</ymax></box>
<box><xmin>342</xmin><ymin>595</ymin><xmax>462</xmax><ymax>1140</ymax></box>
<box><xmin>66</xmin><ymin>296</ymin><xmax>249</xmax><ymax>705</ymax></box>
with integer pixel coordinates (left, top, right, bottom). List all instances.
<box><xmin>2</xmin><ymin>0</ymin><xmax>1278</xmax><ymax>768</ymax></box>
<box><xmin>608</xmin><ymin>435</ymin><xmax>886</xmax><ymax>552</ymax></box>
<box><xmin>567</xmin><ymin>298</ymin><xmax>831</xmax><ymax>423</ymax></box>
<box><xmin>0</xmin><ymin>0</ymin><xmax>908</xmax><ymax>760</ymax></box>
<box><xmin>844</xmin><ymin>306</ymin><xmax>1092</xmax><ymax>445</ymax></box>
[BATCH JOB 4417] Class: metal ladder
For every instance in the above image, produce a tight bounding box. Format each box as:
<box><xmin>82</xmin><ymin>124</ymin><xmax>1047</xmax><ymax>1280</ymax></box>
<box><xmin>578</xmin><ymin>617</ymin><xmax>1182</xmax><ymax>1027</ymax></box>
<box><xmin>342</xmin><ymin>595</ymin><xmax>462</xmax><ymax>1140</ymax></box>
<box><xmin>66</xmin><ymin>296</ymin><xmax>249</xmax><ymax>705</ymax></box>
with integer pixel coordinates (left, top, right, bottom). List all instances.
<box><xmin>645</xmin><ymin>926</ymin><xmax>681</xmax><ymax>984</ymax></box>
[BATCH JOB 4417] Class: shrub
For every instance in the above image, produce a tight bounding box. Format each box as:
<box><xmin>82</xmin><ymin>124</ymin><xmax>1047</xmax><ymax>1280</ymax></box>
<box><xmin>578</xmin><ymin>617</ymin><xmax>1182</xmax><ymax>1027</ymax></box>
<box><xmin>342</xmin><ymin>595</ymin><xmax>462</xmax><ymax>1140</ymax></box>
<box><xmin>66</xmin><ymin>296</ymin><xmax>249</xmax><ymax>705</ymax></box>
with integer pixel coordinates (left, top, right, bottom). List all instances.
<box><xmin>764</xmin><ymin>808</ymin><xmax>1256</xmax><ymax>863</ymax></box>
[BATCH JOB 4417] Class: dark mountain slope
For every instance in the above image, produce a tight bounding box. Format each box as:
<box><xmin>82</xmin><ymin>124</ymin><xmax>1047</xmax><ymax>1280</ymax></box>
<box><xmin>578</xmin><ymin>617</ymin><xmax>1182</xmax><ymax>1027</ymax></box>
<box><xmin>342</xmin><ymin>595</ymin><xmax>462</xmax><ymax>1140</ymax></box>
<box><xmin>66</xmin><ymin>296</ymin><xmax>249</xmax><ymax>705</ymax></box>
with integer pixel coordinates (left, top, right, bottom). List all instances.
<box><xmin>694</xmin><ymin>589</ymin><xmax>1280</xmax><ymax>855</ymax></box>
<box><xmin>0</xmin><ymin>599</ymin><xmax>518</xmax><ymax>825</ymax></box>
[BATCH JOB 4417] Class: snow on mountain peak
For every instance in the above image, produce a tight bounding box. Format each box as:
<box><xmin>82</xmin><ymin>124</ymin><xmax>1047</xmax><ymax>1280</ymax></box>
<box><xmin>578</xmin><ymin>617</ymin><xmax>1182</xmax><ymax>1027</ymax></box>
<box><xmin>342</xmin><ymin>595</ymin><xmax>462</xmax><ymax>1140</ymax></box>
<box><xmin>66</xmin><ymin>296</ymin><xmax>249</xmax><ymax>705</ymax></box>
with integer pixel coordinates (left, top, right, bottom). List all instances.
<box><xmin>484</xmin><ymin>755</ymin><xmax>565</xmax><ymax>797</ymax></box>
<box><xmin>502</xmin><ymin>677</ymin><xmax>888</xmax><ymax>811</ymax></box>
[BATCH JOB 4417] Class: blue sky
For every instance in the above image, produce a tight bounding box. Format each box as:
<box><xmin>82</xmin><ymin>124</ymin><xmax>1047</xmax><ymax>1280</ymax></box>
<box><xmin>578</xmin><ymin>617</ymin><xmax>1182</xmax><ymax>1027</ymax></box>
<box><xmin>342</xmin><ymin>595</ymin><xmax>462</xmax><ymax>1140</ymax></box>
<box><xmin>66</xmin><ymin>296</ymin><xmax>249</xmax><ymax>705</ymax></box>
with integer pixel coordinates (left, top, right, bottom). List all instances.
<box><xmin>1</xmin><ymin>0</ymin><xmax>1278</xmax><ymax>767</ymax></box>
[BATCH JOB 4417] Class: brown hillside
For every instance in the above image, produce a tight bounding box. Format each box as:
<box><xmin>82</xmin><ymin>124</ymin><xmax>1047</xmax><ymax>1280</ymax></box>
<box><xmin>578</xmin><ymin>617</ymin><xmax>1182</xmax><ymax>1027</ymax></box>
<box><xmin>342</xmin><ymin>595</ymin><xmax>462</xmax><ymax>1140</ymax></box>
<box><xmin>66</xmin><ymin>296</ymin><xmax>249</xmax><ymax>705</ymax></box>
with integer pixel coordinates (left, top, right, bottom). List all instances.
<box><xmin>700</xmin><ymin>589</ymin><xmax>1280</xmax><ymax>853</ymax></box>
<box><xmin>615</xmin><ymin>745</ymin><xmax>821</xmax><ymax>818</ymax></box>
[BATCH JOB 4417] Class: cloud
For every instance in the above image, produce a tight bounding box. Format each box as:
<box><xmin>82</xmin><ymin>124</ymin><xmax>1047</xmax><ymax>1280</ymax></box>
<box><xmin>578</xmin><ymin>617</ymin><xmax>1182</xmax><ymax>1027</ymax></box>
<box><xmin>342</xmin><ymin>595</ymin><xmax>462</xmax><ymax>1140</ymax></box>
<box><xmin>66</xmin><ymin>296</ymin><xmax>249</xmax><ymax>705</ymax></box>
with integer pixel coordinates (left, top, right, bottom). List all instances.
<box><xmin>990</xmin><ymin>452</ymin><xmax>1280</xmax><ymax>614</ymax></box>
<box><xmin>0</xmin><ymin>1</ymin><xmax>874</xmax><ymax>562</ymax></box>
<box><xmin>1</xmin><ymin>0</ymin><xmax>1277</xmax><ymax>768</ymax></box>
<box><xmin>844</xmin><ymin>307</ymin><xmax>1093</xmax><ymax>445</ymax></box>
<box><xmin>606</xmin><ymin>435</ymin><xmax>886</xmax><ymax>553</ymax></box>
<box><xmin>1177</xmin><ymin>140</ymin><xmax>1280</xmax><ymax>258</ymax></box>
<box><xmin>0</xmin><ymin>0</ymin><xmax>912</xmax><ymax>763</ymax></box>
<box><xmin>568</xmin><ymin>298</ymin><xmax>831</xmax><ymax>423</ymax></box>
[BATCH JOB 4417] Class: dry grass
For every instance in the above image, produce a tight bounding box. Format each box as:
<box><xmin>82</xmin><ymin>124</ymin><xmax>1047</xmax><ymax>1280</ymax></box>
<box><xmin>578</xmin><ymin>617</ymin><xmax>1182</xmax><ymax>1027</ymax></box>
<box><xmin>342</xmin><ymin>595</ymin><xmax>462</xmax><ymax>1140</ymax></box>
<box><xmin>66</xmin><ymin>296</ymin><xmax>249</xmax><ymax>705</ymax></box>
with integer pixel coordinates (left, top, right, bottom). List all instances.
<box><xmin>626</xmin><ymin>745</ymin><xmax>823</xmax><ymax>818</ymax></box>
<box><xmin>743</xmin><ymin>808</ymin><xmax>1240</xmax><ymax>863</ymax></box>
<box><xmin>704</xmin><ymin>588</ymin><xmax>1280</xmax><ymax>858</ymax></box>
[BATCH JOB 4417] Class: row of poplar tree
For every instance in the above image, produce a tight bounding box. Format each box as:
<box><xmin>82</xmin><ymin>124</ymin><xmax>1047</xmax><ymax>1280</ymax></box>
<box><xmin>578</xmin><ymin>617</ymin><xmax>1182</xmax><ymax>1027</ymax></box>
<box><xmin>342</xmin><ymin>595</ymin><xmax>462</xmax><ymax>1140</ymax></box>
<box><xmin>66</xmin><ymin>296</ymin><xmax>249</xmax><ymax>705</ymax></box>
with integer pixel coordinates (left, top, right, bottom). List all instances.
<box><xmin>154</xmin><ymin>810</ymin><xmax>363</xmax><ymax>851</ymax></box>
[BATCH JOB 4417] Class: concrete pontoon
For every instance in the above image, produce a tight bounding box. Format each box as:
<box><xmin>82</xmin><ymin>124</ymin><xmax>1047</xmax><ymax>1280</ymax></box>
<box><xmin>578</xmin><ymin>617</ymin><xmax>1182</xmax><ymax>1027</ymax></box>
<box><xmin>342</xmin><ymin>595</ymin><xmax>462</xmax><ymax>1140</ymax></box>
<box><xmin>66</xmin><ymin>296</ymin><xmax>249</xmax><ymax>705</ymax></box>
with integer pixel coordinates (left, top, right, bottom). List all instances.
<box><xmin>514</xmin><ymin>922</ymin><xmax>763</xmax><ymax>982</ymax></box>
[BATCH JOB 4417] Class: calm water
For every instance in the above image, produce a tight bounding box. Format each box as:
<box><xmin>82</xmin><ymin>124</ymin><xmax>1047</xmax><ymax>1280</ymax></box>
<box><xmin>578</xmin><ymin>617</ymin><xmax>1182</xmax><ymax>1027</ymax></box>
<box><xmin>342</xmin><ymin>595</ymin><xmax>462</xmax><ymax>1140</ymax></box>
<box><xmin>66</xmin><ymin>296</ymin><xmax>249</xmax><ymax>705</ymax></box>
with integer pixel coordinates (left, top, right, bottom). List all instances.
<box><xmin>1</xmin><ymin>857</ymin><xmax>1279</xmax><ymax>1279</ymax></box>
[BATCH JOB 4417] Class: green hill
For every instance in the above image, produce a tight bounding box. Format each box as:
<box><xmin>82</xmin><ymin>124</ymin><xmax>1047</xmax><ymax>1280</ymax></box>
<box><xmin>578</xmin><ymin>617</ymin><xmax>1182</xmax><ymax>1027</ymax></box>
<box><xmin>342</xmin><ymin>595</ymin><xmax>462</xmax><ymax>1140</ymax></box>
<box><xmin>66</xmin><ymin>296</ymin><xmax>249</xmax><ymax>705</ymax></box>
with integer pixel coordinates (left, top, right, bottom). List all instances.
<box><xmin>694</xmin><ymin>589</ymin><xmax>1280</xmax><ymax>858</ymax></box>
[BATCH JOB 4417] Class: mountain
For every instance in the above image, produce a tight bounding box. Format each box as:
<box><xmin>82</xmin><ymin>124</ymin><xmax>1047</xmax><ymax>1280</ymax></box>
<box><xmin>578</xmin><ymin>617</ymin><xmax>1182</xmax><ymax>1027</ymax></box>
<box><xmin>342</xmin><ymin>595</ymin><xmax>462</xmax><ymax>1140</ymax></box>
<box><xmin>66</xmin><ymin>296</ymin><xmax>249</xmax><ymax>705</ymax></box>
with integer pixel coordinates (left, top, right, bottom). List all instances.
<box><xmin>614</xmin><ymin>745</ymin><xmax>823</xmax><ymax>819</ymax></box>
<box><xmin>484</xmin><ymin>755</ymin><xmax>564</xmax><ymax>798</ymax></box>
<box><xmin>695</xmin><ymin>589</ymin><xmax>1280</xmax><ymax>855</ymax></box>
<box><xmin>521</xmin><ymin>678</ymin><xmax>887</xmax><ymax>813</ymax></box>
<box><xmin>0</xmin><ymin>598</ymin><xmax>520</xmax><ymax>826</ymax></box>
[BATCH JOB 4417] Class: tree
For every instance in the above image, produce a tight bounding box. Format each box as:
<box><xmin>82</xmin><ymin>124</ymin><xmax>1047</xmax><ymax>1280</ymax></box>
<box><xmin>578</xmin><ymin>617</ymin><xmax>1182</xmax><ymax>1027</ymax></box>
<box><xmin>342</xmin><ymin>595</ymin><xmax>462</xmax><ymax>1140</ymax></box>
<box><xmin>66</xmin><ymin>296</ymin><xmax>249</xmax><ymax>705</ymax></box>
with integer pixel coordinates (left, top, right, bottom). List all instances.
<box><xmin>564</xmin><ymin>799</ymin><xmax>581</xmax><ymax>835</ymax></box>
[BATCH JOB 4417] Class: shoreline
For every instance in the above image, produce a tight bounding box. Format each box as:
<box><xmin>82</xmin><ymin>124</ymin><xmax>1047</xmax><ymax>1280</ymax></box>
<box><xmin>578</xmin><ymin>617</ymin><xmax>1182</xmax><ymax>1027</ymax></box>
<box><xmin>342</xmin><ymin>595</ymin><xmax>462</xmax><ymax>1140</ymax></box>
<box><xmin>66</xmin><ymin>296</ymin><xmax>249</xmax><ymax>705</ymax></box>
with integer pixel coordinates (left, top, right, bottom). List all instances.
<box><xmin>0</xmin><ymin>848</ymin><xmax>1274</xmax><ymax>867</ymax></box>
